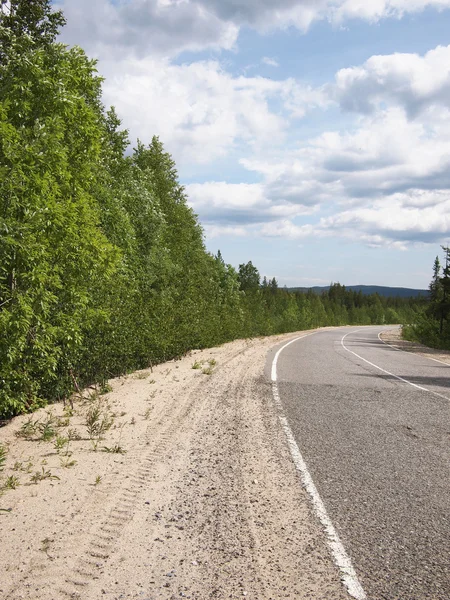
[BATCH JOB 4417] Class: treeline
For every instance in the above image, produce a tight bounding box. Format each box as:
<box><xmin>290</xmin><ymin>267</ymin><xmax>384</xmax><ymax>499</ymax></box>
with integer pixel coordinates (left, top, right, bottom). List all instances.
<box><xmin>0</xmin><ymin>1</ymin><xmax>423</xmax><ymax>419</ymax></box>
<box><xmin>404</xmin><ymin>247</ymin><xmax>450</xmax><ymax>349</ymax></box>
<box><xmin>239</xmin><ymin>273</ymin><xmax>422</xmax><ymax>336</ymax></box>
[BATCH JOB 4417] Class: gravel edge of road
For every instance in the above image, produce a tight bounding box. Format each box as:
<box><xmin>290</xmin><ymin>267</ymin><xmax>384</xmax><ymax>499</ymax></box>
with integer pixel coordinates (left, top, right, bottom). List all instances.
<box><xmin>380</xmin><ymin>326</ymin><xmax>450</xmax><ymax>366</ymax></box>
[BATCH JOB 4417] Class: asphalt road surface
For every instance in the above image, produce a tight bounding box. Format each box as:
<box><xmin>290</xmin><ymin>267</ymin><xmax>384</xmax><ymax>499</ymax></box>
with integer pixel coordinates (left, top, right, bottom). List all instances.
<box><xmin>272</xmin><ymin>326</ymin><xmax>450</xmax><ymax>600</ymax></box>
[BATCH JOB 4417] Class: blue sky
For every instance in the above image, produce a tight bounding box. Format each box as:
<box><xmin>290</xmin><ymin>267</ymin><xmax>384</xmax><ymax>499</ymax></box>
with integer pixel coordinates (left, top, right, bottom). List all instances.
<box><xmin>56</xmin><ymin>0</ymin><xmax>450</xmax><ymax>289</ymax></box>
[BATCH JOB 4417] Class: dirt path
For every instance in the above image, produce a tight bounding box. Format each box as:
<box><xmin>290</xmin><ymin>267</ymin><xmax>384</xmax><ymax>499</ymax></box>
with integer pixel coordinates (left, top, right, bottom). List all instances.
<box><xmin>0</xmin><ymin>332</ymin><xmax>349</xmax><ymax>600</ymax></box>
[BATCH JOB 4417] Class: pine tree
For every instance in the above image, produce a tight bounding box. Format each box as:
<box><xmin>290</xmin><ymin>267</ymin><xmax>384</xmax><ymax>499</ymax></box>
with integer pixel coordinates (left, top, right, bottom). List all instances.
<box><xmin>440</xmin><ymin>247</ymin><xmax>450</xmax><ymax>335</ymax></box>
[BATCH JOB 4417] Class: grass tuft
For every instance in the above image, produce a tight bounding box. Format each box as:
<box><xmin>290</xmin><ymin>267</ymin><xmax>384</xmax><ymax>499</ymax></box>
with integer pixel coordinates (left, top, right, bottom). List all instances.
<box><xmin>0</xmin><ymin>444</ymin><xmax>7</xmax><ymax>472</ymax></box>
<box><xmin>102</xmin><ymin>444</ymin><xmax>126</xmax><ymax>454</ymax></box>
<box><xmin>30</xmin><ymin>468</ymin><xmax>60</xmax><ymax>484</ymax></box>
<box><xmin>3</xmin><ymin>475</ymin><xmax>20</xmax><ymax>490</ymax></box>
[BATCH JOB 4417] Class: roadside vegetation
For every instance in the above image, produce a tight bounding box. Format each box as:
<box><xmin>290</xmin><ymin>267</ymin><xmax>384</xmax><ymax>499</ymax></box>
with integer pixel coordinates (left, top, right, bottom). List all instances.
<box><xmin>404</xmin><ymin>246</ymin><xmax>450</xmax><ymax>350</ymax></box>
<box><xmin>0</xmin><ymin>1</ymin><xmax>424</xmax><ymax>421</ymax></box>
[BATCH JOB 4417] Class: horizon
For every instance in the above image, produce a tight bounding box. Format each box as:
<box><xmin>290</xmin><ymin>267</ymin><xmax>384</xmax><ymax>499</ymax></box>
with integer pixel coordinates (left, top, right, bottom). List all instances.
<box><xmin>287</xmin><ymin>283</ymin><xmax>428</xmax><ymax>289</ymax></box>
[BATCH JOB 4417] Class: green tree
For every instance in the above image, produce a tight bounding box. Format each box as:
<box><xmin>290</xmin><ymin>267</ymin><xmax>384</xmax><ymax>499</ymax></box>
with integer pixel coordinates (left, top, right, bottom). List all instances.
<box><xmin>0</xmin><ymin>0</ymin><xmax>65</xmax><ymax>63</ymax></box>
<box><xmin>404</xmin><ymin>249</ymin><xmax>450</xmax><ymax>349</ymax></box>
<box><xmin>238</xmin><ymin>261</ymin><xmax>260</xmax><ymax>292</ymax></box>
<box><xmin>0</xmin><ymin>34</ymin><xmax>118</xmax><ymax>416</ymax></box>
<box><xmin>439</xmin><ymin>247</ymin><xmax>450</xmax><ymax>336</ymax></box>
<box><xmin>429</xmin><ymin>256</ymin><xmax>442</xmax><ymax>303</ymax></box>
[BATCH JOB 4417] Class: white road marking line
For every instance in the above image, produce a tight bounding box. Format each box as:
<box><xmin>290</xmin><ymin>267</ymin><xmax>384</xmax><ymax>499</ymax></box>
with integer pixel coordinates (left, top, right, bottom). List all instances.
<box><xmin>377</xmin><ymin>331</ymin><xmax>450</xmax><ymax>367</ymax></box>
<box><xmin>341</xmin><ymin>330</ymin><xmax>450</xmax><ymax>402</ymax></box>
<box><xmin>271</xmin><ymin>332</ymin><xmax>367</xmax><ymax>600</ymax></box>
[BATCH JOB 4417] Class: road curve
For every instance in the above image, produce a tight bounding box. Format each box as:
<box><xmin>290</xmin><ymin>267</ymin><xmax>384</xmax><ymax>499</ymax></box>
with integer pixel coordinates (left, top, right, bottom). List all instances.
<box><xmin>268</xmin><ymin>326</ymin><xmax>450</xmax><ymax>600</ymax></box>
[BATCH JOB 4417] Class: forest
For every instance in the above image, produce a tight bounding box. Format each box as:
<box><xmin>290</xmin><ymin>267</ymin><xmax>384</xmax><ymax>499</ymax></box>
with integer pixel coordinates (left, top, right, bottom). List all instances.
<box><xmin>404</xmin><ymin>247</ymin><xmax>450</xmax><ymax>351</ymax></box>
<box><xmin>0</xmin><ymin>1</ymin><xmax>426</xmax><ymax>420</ymax></box>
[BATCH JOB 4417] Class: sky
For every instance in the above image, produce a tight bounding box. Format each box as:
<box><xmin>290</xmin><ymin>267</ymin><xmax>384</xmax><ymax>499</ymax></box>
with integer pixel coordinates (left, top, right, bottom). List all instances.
<box><xmin>54</xmin><ymin>0</ymin><xmax>450</xmax><ymax>289</ymax></box>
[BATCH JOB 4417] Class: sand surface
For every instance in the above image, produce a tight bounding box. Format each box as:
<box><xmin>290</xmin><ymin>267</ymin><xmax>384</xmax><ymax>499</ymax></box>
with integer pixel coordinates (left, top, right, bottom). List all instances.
<box><xmin>0</xmin><ymin>331</ymin><xmax>348</xmax><ymax>600</ymax></box>
<box><xmin>379</xmin><ymin>327</ymin><xmax>450</xmax><ymax>365</ymax></box>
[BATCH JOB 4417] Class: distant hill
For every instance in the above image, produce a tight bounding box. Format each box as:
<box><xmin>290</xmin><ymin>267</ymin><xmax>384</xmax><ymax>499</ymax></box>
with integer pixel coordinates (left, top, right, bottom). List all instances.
<box><xmin>287</xmin><ymin>285</ymin><xmax>428</xmax><ymax>298</ymax></box>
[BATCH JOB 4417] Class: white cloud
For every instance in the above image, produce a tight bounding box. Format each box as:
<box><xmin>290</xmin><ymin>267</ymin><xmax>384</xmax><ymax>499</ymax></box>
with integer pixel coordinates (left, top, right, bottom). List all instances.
<box><xmin>315</xmin><ymin>108</ymin><xmax>450</xmax><ymax>198</ymax></box>
<box><xmin>54</xmin><ymin>1</ymin><xmax>450</xmax><ymax>250</ymax></box>
<box><xmin>331</xmin><ymin>0</ymin><xmax>450</xmax><ymax>23</ymax></box>
<box><xmin>281</xmin><ymin>81</ymin><xmax>330</xmax><ymax>118</ymax></box>
<box><xmin>57</xmin><ymin>0</ymin><xmax>238</xmax><ymax>58</ymax></box>
<box><xmin>101</xmin><ymin>58</ymin><xmax>325</xmax><ymax>165</ymax></box>
<box><xmin>229</xmin><ymin>104</ymin><xmax>450</xmax><ymax>246</ymax></box>
<box><xmin>260</xmin><ymin>220</ymin><xmax>315</xmax><ymax>239</ymax></box>
<box><xmin>307</xmin><ymin>191</ymin><xmax>450</xmax><ymax>247</ymax></box>
<box><xmin>334</xmin><ymin>45</ymin><xmax>450</xmax><ymax>117</ymax></box>
<box><xmin>262</xmin><ymin>57</ymin><xmax>279</xmax><ymax>67</ymax></box>
<box><xmin>199</xmin><ymin>0</ymin><xmax>450</xmax><ymax>32</ymax></box>
<box><xmin>98</xmin><ymin>39</ymin><xmax>450</xmax><ymax>247</ymax></box>
<box><xmin>203</xmin><ymin>224</ymin><xmax>249</xmax><ymax>238</ymax></box>
<box><xmin>257</xmin><ymin>190</ymin><xmax>450</xmax><ymax>248</ymax></box>
<box><xmin>186</xmin><ymin>181</ymin><xmax>315</xmax><ymax>225</ymax></box>
<box><xmin>57</xmin><ymin>1</ymin><xmax>450</xmax><ymax>59</ymax></box>
<box><xmin>101</xmin><ymin>59</ymin><xmax>283</xmax><ymax>164</ymax></box>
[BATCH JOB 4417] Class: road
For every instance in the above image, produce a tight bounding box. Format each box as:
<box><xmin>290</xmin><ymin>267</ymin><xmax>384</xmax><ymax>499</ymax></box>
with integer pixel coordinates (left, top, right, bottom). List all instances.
<box><xmin>270</xmin><ymin>326</ymin><xmax>450</xmax><ymax>600</ymax></box>
<box><xmin>2</xmin><ymin>326</ymin><xmax>449</xmax><ymax>600</ymax></box>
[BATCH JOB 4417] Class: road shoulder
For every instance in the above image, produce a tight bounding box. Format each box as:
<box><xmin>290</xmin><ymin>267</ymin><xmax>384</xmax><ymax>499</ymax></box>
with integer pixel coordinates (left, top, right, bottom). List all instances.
<box><xmin>0</xmin><ymin>331</ymin><xmax>347</xmax><ymax>600</ymax></box>
<box><xmin>380</xmin><ymin>327</ymin><xmax>450</xmax><ymax>366</ymax></box>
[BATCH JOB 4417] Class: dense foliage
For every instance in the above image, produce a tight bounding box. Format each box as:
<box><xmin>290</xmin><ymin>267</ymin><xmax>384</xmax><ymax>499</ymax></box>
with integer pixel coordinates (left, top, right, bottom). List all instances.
<box><xmin>404</xmin><ymin>248</ymin><xmax>450</xmax><ymax>349</ymax></box>
<box><xmin>0</xmin><ymin>1</ymin><xmax>424</xmax><ymax>419</ymax></box>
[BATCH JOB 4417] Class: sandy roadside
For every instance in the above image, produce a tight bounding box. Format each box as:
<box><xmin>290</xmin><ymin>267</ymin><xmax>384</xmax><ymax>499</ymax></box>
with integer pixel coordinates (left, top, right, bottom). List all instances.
<box><xmin>1</xmin><ymin>330</ymin><xmax>348</xmax><ymax>600</ymax></box>
<box><xmin>379</xmin><ymin>327</ymin><xmax>450</xmax><ymax>365</ymax></box>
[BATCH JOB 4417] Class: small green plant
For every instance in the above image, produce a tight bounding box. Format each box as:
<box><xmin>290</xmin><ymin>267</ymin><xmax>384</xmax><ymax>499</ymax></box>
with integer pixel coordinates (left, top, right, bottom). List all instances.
<box><xmin>56</xmin><ymin>415</ymin><xmax>70</xmax><ymax>428</ymax></box>
<box><xmin>15</xmin><ymin>417</ymin><xmax>39</xmax><ymax>440</ymax></box>
<box><xmin>101</xmin><ymin>444</ymin><xmax>126</xmax><ymax>454</ymax></box>
<box><xmin>40</xmin><ymin>537</ymin><xmax>52</xmax><ymax>553</ymax></box>
<box><xmin>54</xmin><ymin>436</ymin><xmax>69</xmax><ymax>454</ymax></box>
<box><xmin>208</xmin><ymin>358</ymin><xmax>217</xmax><ymax>367</ymax></box>
<box><xmin>143</xmin><ymin>407</ymin><xmax>152</xmax><ymax>420</ymax></box>
<box><xmin>4</xmin><ymin>475</ymin><xmax>20</xmax><ymax>490</ymax></box>
<box><xmin>99</xmin><ymin>381</ymin><xmax>113</xmax><ymax>395</ymax></box>
<box><xmin>0</xmin><ymin>444</ymin><xmax>7</xmax><ymax>471</ymax></box>
<box><xmin>38</xmin><ymin>412</ymin><xmax>57</xmax><ymax>442</ymax></box>
<box><xmin>13</xmin><ymin>461</ymin><xmax>33</xmax><ymax>473</ymax></box>
<box><xmin>94</xmin><ymin>475</ymin><xmax>102</xmax><ymax>486</ymax></box>
<box><xmin>192</xmin><ymin>360</ymin><xmax>202</xmax><ymax>369</ymax></box>
<box><xmin>63</xmin><ymin>405</ymin><xmax>74</xmax><ymax>418</ymax></box>
<box><xmin>84</xmin><ymin>389</ymin><xmax>100</xmax><ymax>406</ymax></box>
<box><xmin>39</xmin><ymin>423</ymin><xmax>56</xmax><ymax>442</ymax></box>
<box><xmin>134</xmin><ymin>372</ymin><xmax>148</xmax><ymax>380</ymax></box>
<box><xmin>30</xmin><ymin>468</ymin><xmax>60</xmax><ymax>484</ymax></box>
<box><xmin>85</xmin><ymin>402</ymin><xmax>113</xmax><ymax>441</ymax></box>
<box><xmin>202</xmin><ymin>366</ymin><xmax>214</xmax><ymax>375</ymax></box>
<box><xmin>67</xmin><ymin>428</ymin><xmax>81</xmax><ymax>441</ymax></box>
<box><xmin>60</xmin><ymin>456</ymin><xmax>77</xmax><ymax>468</ymax></box>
